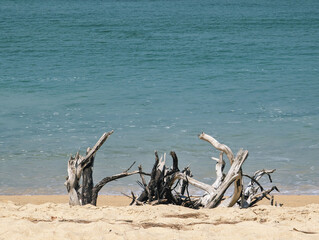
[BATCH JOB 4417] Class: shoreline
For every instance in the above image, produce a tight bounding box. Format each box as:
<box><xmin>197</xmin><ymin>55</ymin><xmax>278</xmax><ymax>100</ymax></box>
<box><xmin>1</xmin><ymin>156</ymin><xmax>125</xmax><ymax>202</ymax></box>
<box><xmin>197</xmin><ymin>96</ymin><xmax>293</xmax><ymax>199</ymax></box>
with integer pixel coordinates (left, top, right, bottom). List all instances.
<box><xmin>1</xmin><ymin>194</ymin><xmax>319</xmax><ymax>207</ymax></box>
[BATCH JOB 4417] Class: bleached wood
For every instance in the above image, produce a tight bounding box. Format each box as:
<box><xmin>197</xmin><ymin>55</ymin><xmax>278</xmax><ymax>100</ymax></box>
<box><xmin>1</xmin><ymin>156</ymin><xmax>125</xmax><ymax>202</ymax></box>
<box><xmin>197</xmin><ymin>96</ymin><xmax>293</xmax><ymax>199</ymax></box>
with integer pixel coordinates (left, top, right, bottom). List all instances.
<box><xmin>253</xmin><ymin>169</ymin><xmax>276</xmax><ymax>182</ymax></box>
<box><xmin>205</xmin><ymin>149</ymin><xmax>248</xmax><ymax>208</ymax></box>
<box><xmin>80</xmin><ymin>130</ymin><xmax>114</xmax><ymax>169</ymax></box>
<box><xmin>174</xmin><ymin>173</ymin><xmax>214</xmax><ymax>194</ymax></box>
<box><xmin>245</xmin><ymin>186</ymin><xmax>279</xmax><ymax>207</ymax></box>
<box><xmin>212</xmin><ymin>152</ymin><xmax>225</xmax><ymax>189</ymax></box>
<box><xmin>171</xmin><ymin>133</ymin><xmax>249</xmax><ymax>208</ymax></box>
<box><xmin>65</xmin><ymin>154</ymin><xmax>83</xmax><ymax>206</ymax></box>
<box><xmin>199</xmin><ymin>132</ymin><xmax>234</xmax><ymax>164</ymax></box>
<box><xmin>65</xmin><ymin>130</ymin><xmax>138</xmax><ymax>206</ymax></box>
<box><xmin>157</xmin><ymin>153</ymin><xmax>166</xmax><ymax>173</ymax></box>
<box><xmin>197</xmin><ymin>132</ymin><xmax>247</xmax><ymax>208</ymax></box>
<box><xmin>243</xmin><ymin>169</ymin><xmax>277</xmax><ymax>207</ymax></box>
<box><xmin>66</xmin><ymin>131</ymin><xmax>114</xmax><ymax>205</ymax></box>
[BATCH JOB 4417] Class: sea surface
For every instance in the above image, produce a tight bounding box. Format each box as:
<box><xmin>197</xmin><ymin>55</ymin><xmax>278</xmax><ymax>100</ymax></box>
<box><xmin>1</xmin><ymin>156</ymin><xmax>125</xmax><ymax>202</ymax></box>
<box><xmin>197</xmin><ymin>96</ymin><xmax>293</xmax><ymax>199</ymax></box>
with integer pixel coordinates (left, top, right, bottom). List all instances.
<box><xmin>1</xmin><ymin>0</ymin><xmax>318</xmax><ymax>195</ymax></box>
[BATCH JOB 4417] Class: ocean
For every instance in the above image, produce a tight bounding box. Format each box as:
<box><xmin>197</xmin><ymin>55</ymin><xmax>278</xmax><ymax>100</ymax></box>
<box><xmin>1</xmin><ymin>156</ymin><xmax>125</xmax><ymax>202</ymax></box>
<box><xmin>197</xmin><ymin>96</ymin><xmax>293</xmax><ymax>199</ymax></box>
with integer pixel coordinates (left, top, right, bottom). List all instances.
<box><xmin>0</xmin><ymin>0</ymin><xmax>318</xmax><ymax>195</ymax></box>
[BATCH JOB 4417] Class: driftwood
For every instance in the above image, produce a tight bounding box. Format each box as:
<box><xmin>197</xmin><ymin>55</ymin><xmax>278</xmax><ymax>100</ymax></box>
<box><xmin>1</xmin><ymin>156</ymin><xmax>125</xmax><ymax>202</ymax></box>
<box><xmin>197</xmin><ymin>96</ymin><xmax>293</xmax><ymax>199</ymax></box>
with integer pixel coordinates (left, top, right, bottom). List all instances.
<box><xmin>131</xmin><ymin>132</ymin><xmax>278</xmax><ymax>209</ymax></box>
<box><xmin>242</xmin><ymin>169</ymin><xmax>279</xmax><ymax>207</ymax></box>
<box><xmin>64</xmin><ymin>130</ymin><xmax>139</xmax><ymax>206</ymax></box>
<box><xmin>131</xmin><ymin>151</ymin><xmax>194</xmax><ymax>207</ymax></box>
<box><xmin>65</xmin><ymin>131</ymin><xmax>278</xmax><ymax>209</ymax></box>
<box><xmin>174</xmin><ymin>132</ymin><xmax>278</xmax><ymax>208</ymax></box>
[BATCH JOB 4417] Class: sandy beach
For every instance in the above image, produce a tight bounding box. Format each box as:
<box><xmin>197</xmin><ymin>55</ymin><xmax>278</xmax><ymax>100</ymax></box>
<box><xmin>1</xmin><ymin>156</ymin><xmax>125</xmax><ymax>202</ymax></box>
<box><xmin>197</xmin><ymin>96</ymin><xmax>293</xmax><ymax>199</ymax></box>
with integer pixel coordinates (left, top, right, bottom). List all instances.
<box><xmin>0</xmin><ymin>195</ymin><xmax>318</xmax><ymax>240</ymax></box>
<box><xmin>1</xmin><ymin>0</ymin><xmax>318</xmax><ymax>239</ymax></box>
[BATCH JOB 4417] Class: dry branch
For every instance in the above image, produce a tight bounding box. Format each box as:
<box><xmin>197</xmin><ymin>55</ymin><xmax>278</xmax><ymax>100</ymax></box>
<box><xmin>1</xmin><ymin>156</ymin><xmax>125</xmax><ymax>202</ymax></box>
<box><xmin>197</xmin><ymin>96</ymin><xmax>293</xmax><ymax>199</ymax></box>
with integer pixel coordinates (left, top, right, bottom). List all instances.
<box><xmin>199</xmin><ymin>132</ymin><xmax>234</xmax><ymax>164</ymax></box>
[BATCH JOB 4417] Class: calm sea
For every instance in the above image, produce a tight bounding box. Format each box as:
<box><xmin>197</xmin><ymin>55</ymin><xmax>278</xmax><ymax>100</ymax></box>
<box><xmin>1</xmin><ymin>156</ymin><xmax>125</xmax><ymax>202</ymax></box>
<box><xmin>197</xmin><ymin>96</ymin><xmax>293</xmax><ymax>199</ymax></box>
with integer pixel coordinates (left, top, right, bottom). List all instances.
<box><xmin>1</xmin><ymin>0</ymin><xmax>318</xmax><ymax>195</ymax></box>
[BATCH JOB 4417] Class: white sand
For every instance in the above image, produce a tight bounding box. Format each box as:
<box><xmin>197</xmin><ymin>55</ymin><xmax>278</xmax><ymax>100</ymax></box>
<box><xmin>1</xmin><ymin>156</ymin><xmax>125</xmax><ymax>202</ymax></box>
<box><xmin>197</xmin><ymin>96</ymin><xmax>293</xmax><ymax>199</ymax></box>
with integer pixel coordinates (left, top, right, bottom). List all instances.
<box><xmin>0</xmin><ymin>199</ymin><xmax>318</xmax><ymax>239</ymax></box>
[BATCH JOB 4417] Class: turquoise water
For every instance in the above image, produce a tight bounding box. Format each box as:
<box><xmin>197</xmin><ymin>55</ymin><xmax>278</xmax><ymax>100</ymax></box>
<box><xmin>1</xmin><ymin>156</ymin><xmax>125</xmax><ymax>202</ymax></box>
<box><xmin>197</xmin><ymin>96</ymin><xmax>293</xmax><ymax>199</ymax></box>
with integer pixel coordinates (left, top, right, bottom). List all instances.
<box><xmin>1</xmin><ymin>0</ymin><xmax>318</xmax><ymax>195</ymax></box>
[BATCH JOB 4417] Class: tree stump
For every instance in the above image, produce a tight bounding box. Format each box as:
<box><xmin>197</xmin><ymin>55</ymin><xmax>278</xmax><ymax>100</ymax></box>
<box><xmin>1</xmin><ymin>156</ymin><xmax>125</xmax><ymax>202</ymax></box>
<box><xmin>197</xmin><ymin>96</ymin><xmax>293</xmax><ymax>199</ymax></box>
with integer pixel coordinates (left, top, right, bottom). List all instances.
<box><xmin>64</xmin><ymin>131</ymin><xmax>139</xmax><ymax>206</ymax></box>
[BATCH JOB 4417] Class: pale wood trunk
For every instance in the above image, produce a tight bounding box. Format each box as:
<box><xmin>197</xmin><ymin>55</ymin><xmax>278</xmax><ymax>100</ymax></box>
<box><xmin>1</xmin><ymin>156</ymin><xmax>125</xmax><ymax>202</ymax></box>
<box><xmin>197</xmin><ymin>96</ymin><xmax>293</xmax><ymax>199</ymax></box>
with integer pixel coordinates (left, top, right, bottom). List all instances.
<box><xmin>65</xmin><ymin>131</ymin><xmax>139</xmax><ymax>206</ymax></box>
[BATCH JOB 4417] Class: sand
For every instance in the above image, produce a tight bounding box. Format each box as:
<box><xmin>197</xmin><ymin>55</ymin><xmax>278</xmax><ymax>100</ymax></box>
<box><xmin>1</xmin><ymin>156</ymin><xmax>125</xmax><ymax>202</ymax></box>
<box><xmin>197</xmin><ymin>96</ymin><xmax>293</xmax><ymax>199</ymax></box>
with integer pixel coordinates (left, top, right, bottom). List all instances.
<box><xmin>0</xmin><ymin>195</ymin><xmax>319</xmax><ymax>240</ymax></box>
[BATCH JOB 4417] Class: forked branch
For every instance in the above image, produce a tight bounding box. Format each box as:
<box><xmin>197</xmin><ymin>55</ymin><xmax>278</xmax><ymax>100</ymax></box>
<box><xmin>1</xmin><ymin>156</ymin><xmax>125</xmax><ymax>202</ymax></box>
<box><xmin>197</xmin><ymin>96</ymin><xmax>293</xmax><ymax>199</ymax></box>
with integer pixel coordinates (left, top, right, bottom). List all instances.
<box><xmin>65</xmin><ymin>131</ymin><xmax>139</xmax><ymax>206</ymax></box>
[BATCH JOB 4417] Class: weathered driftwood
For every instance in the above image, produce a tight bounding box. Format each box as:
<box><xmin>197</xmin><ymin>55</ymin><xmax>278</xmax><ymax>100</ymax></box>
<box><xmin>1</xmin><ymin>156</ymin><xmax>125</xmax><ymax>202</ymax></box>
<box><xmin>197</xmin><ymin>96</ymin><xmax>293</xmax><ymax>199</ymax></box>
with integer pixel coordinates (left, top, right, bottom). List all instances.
<box><xmin>130</xmin><ymin>151</ymin><xmax>195</xmax><ymax>207</ymax></box>
<box><xmin>242</xmin><ymin>169</ymin><xmax>279</xmax><ymax>207</ymax></box>
<box><xmin>65</xmin><ymin>131</ymin><xmax>277</xmax><ymax>209</ymax></box>
<box><xmin>174</xmin><ymin>132</ymin><xmax>278</xmax><ymax>208</ymax></box>
<box><xmin>81</xmin><ymin>147</ymin><xmax>94</xmax><ymax>205</ymax></box>
<box><xmin>65</xmin><ymin>130</ymin><xmax>139</xmax><ymax>206</ymax></box>
<box><xmin>136</xmin><ymin>151</ymin><xmax>179</xmax><ymax>205</ymax></box>
<box><xmin>170</xmin><ymin>133</ymin><xmax>247</xmax><ymax>208</ymax></box>
<box><xmin>133</xmin><ymin>132</ymin><xmax>278</xmax><ymax>209</ymax></box>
